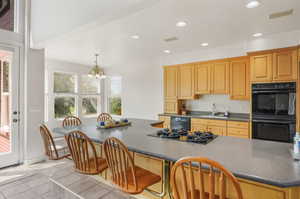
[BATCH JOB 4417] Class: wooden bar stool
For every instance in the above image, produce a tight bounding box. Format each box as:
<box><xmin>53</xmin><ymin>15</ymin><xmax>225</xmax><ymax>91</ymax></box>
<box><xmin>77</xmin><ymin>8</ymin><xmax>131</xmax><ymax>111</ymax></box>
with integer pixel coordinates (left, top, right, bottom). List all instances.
<box><xmin>97</xmin><ymin>113</ymin><xmax>112</xmax><ymax>122</ymax></box>
<box><xmin>62</xmin><ymin>116</ymin><xmax>82</xmax><ymax>128</ymax></box>
<box><xmin>171</xmin><ymin>157</ymin><xmax>243</xmax><ymax>199</ymax></box>
<box><xmin>103</xmin><ymin>137</ymin><xmax>161</xmax><ymax>194</ymax></box>
<box><xmin>65</xmin><ymin>130</ymin><xmax>107</xmax><ymax>175</ymax></box>
<box><xmin>39</xmin><ymin>124</ymin><xmax>70</xmax><ymax>160</ymax></box>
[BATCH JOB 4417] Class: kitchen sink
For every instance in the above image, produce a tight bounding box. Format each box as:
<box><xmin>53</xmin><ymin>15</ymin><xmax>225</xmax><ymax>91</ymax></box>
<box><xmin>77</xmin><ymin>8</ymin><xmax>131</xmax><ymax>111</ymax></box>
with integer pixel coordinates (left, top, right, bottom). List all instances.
<box><xmin>201</xmin><ymin>114</ymin><xmax>228</xmax><ymax>119</ymax></box>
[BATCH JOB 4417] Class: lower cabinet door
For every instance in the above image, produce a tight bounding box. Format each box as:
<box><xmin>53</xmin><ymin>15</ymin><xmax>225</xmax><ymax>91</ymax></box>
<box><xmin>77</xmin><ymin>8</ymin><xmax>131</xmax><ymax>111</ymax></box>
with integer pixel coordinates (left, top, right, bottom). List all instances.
<box><xmin>191</xmin><ymin>124</ymin><xmax>208</xmax><ymax>132</ymax></box>
<box><xmin>227</xmin><ymin>128</ymin><xmax>249</xmax><ymax>138</ymax></box>
<box><xmin>207</xmin><ymin>125</ymin><xmax>226</xmax><ymax>136</ymax></box>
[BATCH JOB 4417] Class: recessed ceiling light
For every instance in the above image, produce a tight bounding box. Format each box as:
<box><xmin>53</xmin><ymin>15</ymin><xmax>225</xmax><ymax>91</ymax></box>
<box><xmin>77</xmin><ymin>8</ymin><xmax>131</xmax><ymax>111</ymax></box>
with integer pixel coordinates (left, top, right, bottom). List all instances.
<box><xmin>246</xmin><ymin>0</ymin><xmax>261</xmax><ymax>9</ymax></box>
<box><xmin>176</xmin><ymin>21</ymin><xmax>187</xmax><ymax>27</ymax></box>
<box><xmin>201</xmin><ymin>43</ymin><xmax>209</xmax><ymax>47</ymax></box>
<box><xmin>131</xmin><ymin>35</ymin><xmax>140</xmax><ymax>39</ymax></box>
<box><xmin>164</xmin><ymin>50</ymin><xmax>171</xmax><ymax>54</ymax></box>
<box><xmin>253</xmin><ymin>33</ymin><xmax>263</xmax><ymax>37</ymax></box>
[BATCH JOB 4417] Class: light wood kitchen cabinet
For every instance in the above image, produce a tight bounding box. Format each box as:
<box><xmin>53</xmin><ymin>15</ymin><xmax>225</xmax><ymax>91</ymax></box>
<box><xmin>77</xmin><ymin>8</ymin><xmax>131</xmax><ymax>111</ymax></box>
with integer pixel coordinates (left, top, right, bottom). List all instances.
<box><xmin>273</xmin><ymin>49</ymin><xmax>298</xmax><ymax>81</ymax></box>
<box><xmin>191</xmin><ymin>118</ymin><xmax>250</xmax><ymax>138</ymax></box>
<box><xmin>158</xmin><ymin>116</ymin><xmax>171</xmax><ymax>129</ymax></box>
<box><xmin>191</xmin><ymin>118</ymin><xmax>208</xmax><ymax>132</ymax></box>
<box><xmin>230</xmin><ymin>58</ymin><xmax>250</xmax><ymax>100</ymax></box>
<box><xmin>227</xmin><ymin>121</ymin><xmax>250</xmax><ymax>138</ymax></box>
<box><xmin>211</xmin><ymin>61</ymin><xmax>230</xmax><ymax>94</ymax></box>
<box><xmin>195</xmin><ymin>62</ymin><xmax>211</xmax><ymax>94</ymax></box>
<box><xmin>250</xmin><ymin>54</ymin><xmax>273</xmax><ymax>83</ymax></box>
<box><xmin>207</xmin><ymin>125</ymin><xmax>227</xmax><ymax>136</ymax></box>
<box><xmin>164</xmin><ymin>99</ymin><xmax>179</xmax><ymax>114</ymax></box>
<box><xmin>178</xmin><ymin>64</ymin><xmax>195</xmax><ymax>99</ymax></box>
<box><xmin>191</xmin><ymin>118</ymin><xmax>227</xmax><ymax>136</ymax></box>
<box><xmin>163</xmin><ymin>65</ymin><xmax>178</xmax><ymax>100</ymax></box>
<box><xmin>249</xmin><ymin>46</ymin><xmax>299</xmax><ymax>83</ymax></box>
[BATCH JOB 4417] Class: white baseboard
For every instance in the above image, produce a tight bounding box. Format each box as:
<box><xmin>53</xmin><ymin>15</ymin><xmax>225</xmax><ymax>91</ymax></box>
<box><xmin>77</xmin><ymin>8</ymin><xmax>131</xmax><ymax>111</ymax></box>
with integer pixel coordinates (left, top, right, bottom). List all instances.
<box><xmin>23</xmin><ymin>155</ymin><xmax>46</xmax><ymax>165</ymax></box>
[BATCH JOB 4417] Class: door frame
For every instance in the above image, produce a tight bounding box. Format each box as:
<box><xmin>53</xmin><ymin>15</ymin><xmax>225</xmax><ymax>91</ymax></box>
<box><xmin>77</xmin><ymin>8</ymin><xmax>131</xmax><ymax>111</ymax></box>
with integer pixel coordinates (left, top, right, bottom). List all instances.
<box><xmin>0</xmin><ymin>43</ymin><xmax>22</xmax><ymax>168</ymax></box>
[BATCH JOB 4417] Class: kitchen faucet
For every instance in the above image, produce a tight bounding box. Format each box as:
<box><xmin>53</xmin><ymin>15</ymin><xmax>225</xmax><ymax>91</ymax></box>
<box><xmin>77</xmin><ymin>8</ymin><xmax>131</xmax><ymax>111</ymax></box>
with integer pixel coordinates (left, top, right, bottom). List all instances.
<box><xmin>211</xmin><ymin>103</ymin><xmax>217</xmax><ymax>116</ymax></box>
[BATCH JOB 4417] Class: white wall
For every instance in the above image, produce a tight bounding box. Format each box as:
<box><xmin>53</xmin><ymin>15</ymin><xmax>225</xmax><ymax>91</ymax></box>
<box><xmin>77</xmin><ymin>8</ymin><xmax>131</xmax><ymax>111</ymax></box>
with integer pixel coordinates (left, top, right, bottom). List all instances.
<box><xmin>159</xmin><ymin>30</ymin><xmax>300</xmax><ymax>114</ymax></box>
<box><xmin>103</xmin><ymin>52</ymin><xmax>163</xmax><ymax>120</ymax></box>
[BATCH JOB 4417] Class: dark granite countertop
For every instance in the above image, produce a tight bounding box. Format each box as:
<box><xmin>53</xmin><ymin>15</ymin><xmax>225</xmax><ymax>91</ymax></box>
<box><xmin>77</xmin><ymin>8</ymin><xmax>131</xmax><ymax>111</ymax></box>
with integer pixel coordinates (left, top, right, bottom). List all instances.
<box><xmin>52</xmin><ymin>118</ymin><xmax>300</xmax><ymax>188</ymax></box>
<box><xmin>159</xmin><ymin>111</ymin><xmax>250</xmax><ymax>122</ymax></box>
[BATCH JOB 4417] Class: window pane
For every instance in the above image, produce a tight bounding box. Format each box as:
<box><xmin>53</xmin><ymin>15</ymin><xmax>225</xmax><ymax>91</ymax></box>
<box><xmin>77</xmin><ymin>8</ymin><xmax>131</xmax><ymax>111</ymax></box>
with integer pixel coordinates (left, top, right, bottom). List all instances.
<box><xmin>0</xmin><ymin>0</ymin><xmax>14</xmax><ymax>32</ymax></box>
<box><xmin>108</xmin><ymin>77</ymin><xmax>122</xmax><ymax>115</ymax></box>
<box><xmin>81</xmin><ymin>75</ymin><xmax>99</xmax><ymax>94</ymax></box>
<box><xmin>2</xmin><ymin>61</ymin><xmax>9</xmax><ymax>92</ymax></box>
<box><xmin>54</xmin><ymin>72</ymin><xmax>75</xmax><ymax>93</ymax></box>
<box><xmin>82</xmin><ymin>97</ymin><xmax>98</xmax><ymax>116</ymax></box>
<box><xmin>54</xmin><ymin>97</ymin><xmax>75</xmax><ymax>118</ymax></box>
<box><xmin>109</xmin><ymin>97</ymin><xmax>121</xmax><ymax>116</ymax></box>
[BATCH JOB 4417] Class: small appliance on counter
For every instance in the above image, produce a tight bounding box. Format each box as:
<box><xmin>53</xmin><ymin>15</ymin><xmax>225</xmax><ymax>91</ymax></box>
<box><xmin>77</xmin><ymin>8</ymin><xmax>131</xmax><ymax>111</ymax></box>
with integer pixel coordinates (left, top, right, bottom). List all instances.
<box><xmin>252</xmin><ymin>82</ymin><xmax>296</xmax><ymax>143</ymax></box>
<box><xmin>291</xmin><ymin>132</ymin><xmax>300</xmax><ymax>160</ymax></box>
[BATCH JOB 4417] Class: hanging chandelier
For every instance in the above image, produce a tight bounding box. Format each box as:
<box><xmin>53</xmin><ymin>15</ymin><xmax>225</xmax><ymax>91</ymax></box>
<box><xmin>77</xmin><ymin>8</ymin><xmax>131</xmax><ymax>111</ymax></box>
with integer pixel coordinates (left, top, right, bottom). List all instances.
<box><xmin>88</xmin><ymin>54</ymin><xmax>105</xmax><ymax>79</ymax></box>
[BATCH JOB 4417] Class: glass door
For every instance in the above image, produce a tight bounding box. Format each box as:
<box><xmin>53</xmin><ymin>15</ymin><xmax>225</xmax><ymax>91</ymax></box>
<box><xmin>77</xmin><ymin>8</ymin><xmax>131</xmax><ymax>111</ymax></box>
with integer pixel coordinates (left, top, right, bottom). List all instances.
<box><xmin>0</xmin><ymin>45</ymin><xmax>20</xmax><ymax>168</ymax></box>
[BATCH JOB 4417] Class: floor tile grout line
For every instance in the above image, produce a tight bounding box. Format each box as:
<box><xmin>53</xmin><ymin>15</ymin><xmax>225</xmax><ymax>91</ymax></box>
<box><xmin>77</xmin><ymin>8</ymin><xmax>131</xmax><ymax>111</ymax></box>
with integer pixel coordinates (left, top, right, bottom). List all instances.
<box><xmin>0</xmin><ymin>173</ymin><xmax>37</xmax><ymax>187</ymax></box>
<box><xmin>49</xmin><ymin>178</ymin><xmax>84</xmax><ymax>199</ymax></box>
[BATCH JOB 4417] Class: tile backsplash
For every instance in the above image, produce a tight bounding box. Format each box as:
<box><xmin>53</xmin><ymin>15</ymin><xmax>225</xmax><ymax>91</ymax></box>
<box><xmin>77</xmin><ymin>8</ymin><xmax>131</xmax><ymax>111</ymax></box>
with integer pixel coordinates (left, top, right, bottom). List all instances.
<box><xmin>186</xmin><ymin>95</ymin><xmax>250</xmax><ymax>114</ymax></box>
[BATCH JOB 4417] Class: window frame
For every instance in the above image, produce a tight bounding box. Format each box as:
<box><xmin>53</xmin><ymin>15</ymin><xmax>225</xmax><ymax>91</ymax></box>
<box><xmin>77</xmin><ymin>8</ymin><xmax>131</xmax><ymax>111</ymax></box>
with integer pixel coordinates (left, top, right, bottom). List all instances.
<box><xmin>46</xmin><ymin>70</ymin><xmax>104</xmax><ymax>122</ymax></box>
<box><xmin>106</xmin><ymin>76</ymin><xmax>122</xmax><ymax>117</ymax></box>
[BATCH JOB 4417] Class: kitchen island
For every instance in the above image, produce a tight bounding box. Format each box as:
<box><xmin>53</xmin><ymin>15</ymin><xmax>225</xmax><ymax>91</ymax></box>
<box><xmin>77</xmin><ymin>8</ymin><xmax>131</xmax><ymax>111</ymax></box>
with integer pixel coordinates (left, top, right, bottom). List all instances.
<box><xmin>53</xmin><ymin>118</ymin><xmax>300</xmax><ymax>199</ymax></box>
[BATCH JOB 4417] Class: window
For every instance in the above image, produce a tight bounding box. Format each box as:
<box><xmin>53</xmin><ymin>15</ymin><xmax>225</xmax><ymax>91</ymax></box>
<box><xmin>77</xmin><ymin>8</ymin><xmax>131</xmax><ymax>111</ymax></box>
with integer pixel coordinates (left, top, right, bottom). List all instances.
<box><xmin>50</xmin><ymin>72</ymin><xmax>102</xmax><ymax>120</ymax></box>
<box><xmin>53</xmin><ymin>72</ymin><xmax>77</xmax><ymax>119</ymax></box>
<box><xmin>0</xmin><ymin>0</ymin><xmax>14</xmax><ymax>32</ymax></box>
<box><xmin>81</xmin><ymin>75</ymin><xmax>99</xmax><ymax>94</ymax></box>
<box><xmin>82</xmin><ymin>97</ymin><xmax>98</xmax><ymax>116</ymax></box>
<box><xmin>54</xmin><ymin>96</ymin><xmax>75</xmax><ymax>118</ymax></box>
<box><xmin>80</xmin><ymin>75</ymin><xmax>101</xmax><ymax>117</ymax></box>
<box><xmin>54</xmin><ymin>72</ymin><xmax>75</xmax><ymax>93</ymax></box>
<box><xmin>108</xmin><ymin>76</ymin><xmax>122</xmax><ymax>116</ymax></box>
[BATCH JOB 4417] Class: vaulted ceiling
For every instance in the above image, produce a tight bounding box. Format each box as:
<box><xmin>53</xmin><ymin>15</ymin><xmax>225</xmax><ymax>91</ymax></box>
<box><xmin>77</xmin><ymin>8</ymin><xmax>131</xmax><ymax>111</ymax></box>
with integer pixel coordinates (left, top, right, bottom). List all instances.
<box><xmin>31</xmin><ymin>0</ymin><xmax>300</xmax><ymax>65</ymax></box>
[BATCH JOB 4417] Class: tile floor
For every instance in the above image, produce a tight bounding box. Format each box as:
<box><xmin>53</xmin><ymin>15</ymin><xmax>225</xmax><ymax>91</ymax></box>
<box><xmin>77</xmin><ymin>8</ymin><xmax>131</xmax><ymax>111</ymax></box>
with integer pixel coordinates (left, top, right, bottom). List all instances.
<box><xmin>0</xmin><ymin>160</ymin><xmax>138</xmax><ymax>199</ymax></box>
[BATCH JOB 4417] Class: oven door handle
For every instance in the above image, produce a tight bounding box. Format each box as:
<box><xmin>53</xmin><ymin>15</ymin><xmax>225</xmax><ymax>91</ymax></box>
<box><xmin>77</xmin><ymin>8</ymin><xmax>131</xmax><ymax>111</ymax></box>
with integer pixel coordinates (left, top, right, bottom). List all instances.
<box><xmin>252</xmin><ymin>90</ymin><xmax>294</xmax><ymax>94</ymax></box>
<box><xmin>252</xmin><ymin>119</ymin><xmax>295</xmax><ymax>124</ymax></box>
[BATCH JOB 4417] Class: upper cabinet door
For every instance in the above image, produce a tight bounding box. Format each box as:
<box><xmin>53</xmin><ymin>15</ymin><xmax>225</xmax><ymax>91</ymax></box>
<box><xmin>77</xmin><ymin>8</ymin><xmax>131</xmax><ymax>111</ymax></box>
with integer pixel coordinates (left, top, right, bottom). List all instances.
<box><xmin>178</xmin><ymin>64</ymin><xmax>195</xmax><ymax>99</ymax></box>
<box><xmin>195</xmin><ymin>63</ymin><xmax>211</xmax><ymax>94</ymax></box>
<box><xmin>230</xmin><ymin>58</ymin><xmax>250</xmax><ymax>100</ymax></box>
<box><xmin>250</xmin><ymin>54</ymin><xmax>273</xmax><ymax>82</ymax></box>
<box><xmin>211</xmin><ymin>62</ymin><xmax>229</xmax><ymax>94</ymax></box>
<box><xmin>164</xmin><ymin>66</ymin><xmax>178</xmax><ymax>100</ymax></box>
<box><xmin>273</xmin><ymin>49</ymin><xmax>298</xmax><ymax>81</ymax></box>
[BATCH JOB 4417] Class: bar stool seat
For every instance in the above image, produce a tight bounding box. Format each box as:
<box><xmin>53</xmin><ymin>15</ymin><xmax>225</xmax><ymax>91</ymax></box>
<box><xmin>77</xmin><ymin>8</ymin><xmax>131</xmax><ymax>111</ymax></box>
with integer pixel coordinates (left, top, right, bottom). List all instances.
<box><xmin>65</xmin><ymin>131</ymin><xmax>108</xmax><ymax>175</ymax></box>
<box><xmin>104</xmin><ymin>137</ymin><xmax>162</xmax><ymax>195</ymax></box>
<box><xmin>120</xmin><ymin>166</ymin><xmax>161</xmax><ymax>194</ymax></box>
<box><xmin>39</xmin><ymin>124</ymin><xmax>70</xmax><ymax>160</ymax></box>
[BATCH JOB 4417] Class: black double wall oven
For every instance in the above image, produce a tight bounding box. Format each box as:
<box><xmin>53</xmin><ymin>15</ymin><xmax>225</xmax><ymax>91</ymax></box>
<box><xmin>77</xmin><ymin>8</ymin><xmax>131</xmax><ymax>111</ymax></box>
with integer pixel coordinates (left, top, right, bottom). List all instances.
<box><xmin>252</xmin><ymin>82</ymin><xmax>296</xmax><ymax>143</ymax></box>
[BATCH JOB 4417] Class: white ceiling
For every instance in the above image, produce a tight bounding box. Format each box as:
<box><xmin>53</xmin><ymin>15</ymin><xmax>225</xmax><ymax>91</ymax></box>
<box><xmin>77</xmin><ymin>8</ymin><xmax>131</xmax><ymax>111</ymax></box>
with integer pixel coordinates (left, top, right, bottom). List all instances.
<box><xmin>31</xmin><ymin>0</ymin><xmax>300</xmax><ymax>66</ymax></box>
<box><xmin>31</xmin><ymin>0</ymin><xmax>160</xmax><ymax>44</ymax></box>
